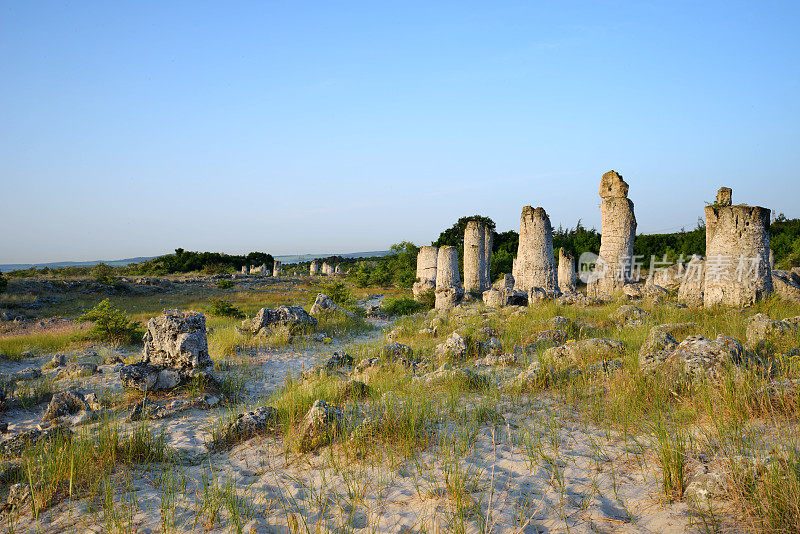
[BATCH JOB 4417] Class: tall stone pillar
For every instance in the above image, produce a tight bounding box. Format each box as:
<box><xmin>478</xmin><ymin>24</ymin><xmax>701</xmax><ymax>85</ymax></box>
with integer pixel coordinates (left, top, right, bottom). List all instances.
<box><xmin>310</xmin><ymin>260</ymin><xmax>319</xmax><ymax>275</ymax></box>
<box><xmin>463</xmin><ymin>220</ymin><xmax>487</xmax><ymax>293</ymax></box>
<box><xmin>435</xmin><ymin>246</ymin><xmax>464</xmax><ymax>310</ymax></box>
<box><xmin>703</xmin><ymin>187</ymin><xmax>772</xmax><ymax>307</ymax></box>
<box><xmin>484</xmin><ymin>225</ymin><xmax>493</xmax><ymax>287</ymax></box>
<box><xmin>413</xmin><ymin>246</ymin><xmax>438</xmax><ymax>302</ymax></box>
<box><xmin>514</xmin><ymin>206</ymin><xmax>558</xmax><ymax>293</ymax></box>
<box><xmin>587</xmin><ymin>170</ymin><xmax>637</xmax><ymax>297</ymax></box>
<box><xmin>558</xmin><ymin>248</ymin><xmax>576</xmax><ymax>293</ymax></box>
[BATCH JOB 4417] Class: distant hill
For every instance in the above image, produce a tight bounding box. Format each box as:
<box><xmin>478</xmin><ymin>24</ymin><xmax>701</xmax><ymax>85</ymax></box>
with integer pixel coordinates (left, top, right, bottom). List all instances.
<box><xmin>0</xmin><ymin>257</ymin><xmax>155</xmax><ymax>273</ymax></box>
<box><xmin>0</xmin><ymin>250</ymin><xmax>394</xmax><ymax>272</ymax></box>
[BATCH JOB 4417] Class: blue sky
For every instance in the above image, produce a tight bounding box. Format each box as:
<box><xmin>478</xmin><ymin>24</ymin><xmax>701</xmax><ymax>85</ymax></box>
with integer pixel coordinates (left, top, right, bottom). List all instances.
<box><xmin>2</xmin><ymin>1</ymin><xmax>798</xmax><ymax>263</ymax></box>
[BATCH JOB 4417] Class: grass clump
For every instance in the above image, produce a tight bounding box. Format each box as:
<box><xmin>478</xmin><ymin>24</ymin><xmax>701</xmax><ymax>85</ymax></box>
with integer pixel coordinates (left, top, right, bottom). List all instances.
<box><xmin>216</xmin><ymin>279</ymin><xmax>234</xmax><ymax>289</ymax></box>
<box><xmin>78</xmin><ymin>299</ymin><xmax>142</xmax><ymax>344</ymax></box>
<box><xmin>382</xmin><ymin>297</ymin><xmax>423</xmax><ymax>316</ymax></box>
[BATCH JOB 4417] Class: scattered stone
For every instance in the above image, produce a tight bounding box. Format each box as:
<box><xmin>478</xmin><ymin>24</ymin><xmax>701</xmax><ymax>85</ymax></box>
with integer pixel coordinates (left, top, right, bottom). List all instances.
<box><xmin>119</xmin><ymin>362</ymin><xmax>190</xmax><ymax>392</ymax></box>
<box><xmin>141</xmin><ymin>309</ymin><xmax>212</xmax><ymax>371</ymax></box>
<box><xmin>337</xmin><ymin>379</ymin><xmax>371</xmax><ymax>400</ymax></box>
<box><xmin>610</xmin><ymin>305</ymin><xmax>649</xmax><ymax>326</ymax></box>
<box><xmin>417</xmin><ymin>365</ymin><xmax>490</xmax><ymax>389</ymax></box>
<box><xmin>586</xmin><ymin>359</ymin><xmax>623</xmax><ymax>375</ymax></box>
<box><xmin>544</xmin><ymin>338</ymin><xmax>625</xmax><ymax>364</ymax></box>
<box><xmin>41</xmin><ymin>389</ymin><xmax>90</xmax><ymax>424</ymax></box>
<box><xmin>297</xmin><ymin>400</ymin><xmax>344</xmax><ymax>452</ymax></box>
<box><xmin>213</xmin><ymin>406</ymin><xmax>279</xmax><ymax>448</ymax></box>
<box><xmin>476</xmin><ymin>353</ymin><xmax>516</xmax><ymax>367</ymax></box>
<box><xmin>478</xmin><ymin>337</ymin><xmax>503</xmax><ymax>357</ymax></box>
<box><xmin>11</xmin><ymin>368</ymin><xmax>42</xmax><ymax>382</ymax></box>
<box><xmin>42</xmin><ymin>354</ymin><xmax>66</xmax><ymax>370</ymax></box>
<box><xmin>622</xmin><ymin>284</ymin><xmax>643</xmax><ymax>300</ymax></box>
<box><xmin>745</xmin><ymin>313</ymin><xmax>799</xmax><ymax>354</ymax></box>
<box><xmin>245</xmin><ymin>306</ymin><xmax>318</xmax><ymax>335</ymax></box>
<box><xmin>0</xmin><ymin>427</ymin><xmax>72</xmax><ymax>458</ymax></box>
<box><xmin>665</xmin><ymin>334</ymin><xmax>750</xmax><ymax>379</ymax></box>
<box><xmin>772</xmin><ymin>269</ymin><xmax>800</xmax><ymax>302</ymax></box>
<box><xmin>324</xmin><ymin>351</ymin><xmax>354</xmax><ymax>371</ymax></box>
<box><xmin>382</xmin><ymin>343</ymin><xmax>413</xmax><ymax>360</ymax></box>
<box><xmin>310</xmin><ymin>294</ymin><xmax>355</xmax><ymax>319</ymax></box>
<box><xmin>647</xmin><ymin>263</ymin><xmax>684</xmax><ymax>292</ymax></box>
<box><xmin>684</xmin><ymin>468</ymin><xmax>728</xmax><ymax>507</ymax></box>
<box><xmin>56</xmin><ymin>362</ymin><xmax>98</xmax><ymax>379</ymax></box>
<box><xmin>435</xmin><ymin>332</ymin><xmax>467</xmax><ymax>360</ymax></box>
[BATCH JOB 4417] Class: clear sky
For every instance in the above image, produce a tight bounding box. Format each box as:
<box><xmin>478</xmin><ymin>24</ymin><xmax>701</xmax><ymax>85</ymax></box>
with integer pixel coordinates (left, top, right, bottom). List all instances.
<box><xmin>2</xmin><ymin>1</ymin><xmax>798</xmax><ymax>263</ymax></box>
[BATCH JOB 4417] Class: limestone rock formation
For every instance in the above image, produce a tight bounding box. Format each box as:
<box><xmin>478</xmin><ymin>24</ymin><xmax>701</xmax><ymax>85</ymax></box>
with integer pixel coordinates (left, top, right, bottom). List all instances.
<box><xmin>543</xmin><ymin>338</ymin><xmax>625</xmax><ymax>364</ymax></box>
<box><xmin>515</xmin><ymin>206</ymin><xmax>559</xmax><ymax>293</ymax></box>
<box><xmin>647</xmin><ymin>263</ymin><xmax>684</xmax><ymax>291</ymax></box>
<box><xmin>297</xmin><ymin>400</ymin><xmax>344</xmax><ymax>452</ymax></box>
<box><xmin>309</xmin><ymin>293</ymin><xmax>355</xmax><ymax>319</ymax></box>
<box><xmin>435</xmin><ymin>332</ymin><xmax>467</xmax><ymax>360</ymax></box>
<box><xmin>665</xmin><ymin>334</ymin><xmax>749</xmax><ymax>379</ymax></box>
<box><xmin>772</xmin><ymin>270</ymin><xmax>800</xmax><ymax>302</ymax></box>
<box><xmin>310</xmin><ymin>260</ymin><xmax>319</xmax><ymax>275</ymax></box>
<box><xmin>464</xmin><ymin>220</ymin><xmax>489</xmax><ymax>293</ymax></box>
<box><xmin>138</xmin><ymin>310</ymin><xmax>212</xmax><ymax>373</ymax></box>
<box><xmin>703</xmin><ymin>187</ymin><xmax>773</xmax><ymax>307</ymax></box>
<box><xmin>434</xmin><ymin>246</ymin><xmax>464</xmax><ymax>309</ymax></box>
<box><xmin>412</xmin><ymin>246</ymin><xmax>438</xmax><ymax>302</ymax></box>
<box><xmin>244</xmin><ymin>306</ymin><xmax>317</xmax><ymax>334</ymax></box>
<box><xmin>484</xmin><ymin>224</ymin><xmax>493</xmax><ymax>289</ymax></box>
<box><xmin>557</xmin><ymin>248</ymin><xmax>576</xmax><ymax>293</ymax></box>
<box><xmin>678</xmin><ymin>255</ymin><xmax>705</xmax><ymax>306</ymax></box>
<box><xmin>587</xmin><ymin>171</ymin><xmax>637</xmax><ymax>298</ymax></box>
<box><xmin>213</xmin><ymin>406</ymin><xmax>279</xmax><ymax>448</ymax></box>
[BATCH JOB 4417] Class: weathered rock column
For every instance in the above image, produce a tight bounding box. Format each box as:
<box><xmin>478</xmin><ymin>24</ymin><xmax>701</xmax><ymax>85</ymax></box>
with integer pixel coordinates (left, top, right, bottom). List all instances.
<box><xmin>435</xmin><ymin>246</ymin><xmax>464</xmax><ymax>309</ymax></box>
<box><xmin>678</xmin><ymin>255</ymin><xmax>705</xmax><ymax>306</ymax></box>
<box><xmin>484</xmin><ymin>225</ymin><xmax>493</xmax><ymax>287</ymax></box>
<box><xmin>273</xmin><ymin>260</ymin><xmax>282</xmax><ymax>276</ymax></box>
<box><xmin>514</xmin><ymin>206</ymin><xmax>558</xmax><ymax>293</ymax></box>
<box><xmin>464</xmin><ymin>220</ymin><xmax>488</xmax><ymax>293</ymax></box>
<box><xmin>310</xmin><ymin>260</ymin><xmax>319</xmax><ymax>275</ymax></box>
<box><xmin>321</xmin><ymin>262</ymin><xmax>333</xmax><ymax>275</ymax></box>
<box><xmin>334</xmin><ymin>264</ymin><xmax>342</xmax><ymax>275</ymax></box>
<box><xmin>260</xmin><ymin>264</ymin><xmax>267</xmax><ymax>276</ymax></box>
<box><xmin>558</xmin><ymin>248</ymin><xmax>576</xmax><ymax>293</ymax></box>
<box><xmin>703</xmin><ymin>187</ymin><xmax>773</xmax><ymax>307</ymax></box>
<box><xmin>241</xmin><ymin>265</ymin><xmax>249</xmax><ymax>275</ymax></box>
<box><xmin>413</xmin><ymin>246</ymin><xmax>438</xmax><ymax>302</ymax></box>
<box><xmin>587</xmin><ymin>170</ymin><xmax>637</xmax><ymax>297</ymax></box>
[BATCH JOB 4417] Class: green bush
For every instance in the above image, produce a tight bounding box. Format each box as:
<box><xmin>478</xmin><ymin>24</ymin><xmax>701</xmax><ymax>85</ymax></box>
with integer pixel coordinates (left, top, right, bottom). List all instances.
<box><xmin>208</xmin><ymin>299</ymin><xmax>245</xmax><ymax>318</ymax></box>
<box><xmin>216</xmin><ymin>279</ymin><xmax>235</xmax><ymax>289</ymax></box>
<box><xmin>322</xmin><ymin>282</ymin><xmax>353</xmax><ymax>306</ymax></box>
<box><xmin>381</xmin><ymin>297</ymin><xmax>423</xmax><ymax>316</ymax></box>
<box><xmin>0</xmin><ymin>272</ymin><xmax>7</xmax><ymax>293</ymax></box>
<box><xmin>79</xmin><ymin>299</ymin><xmax>142</xmax><ymax>344</ymax></box>
<box><xmin>91</xmin><ymin>263</ymin><xmax>117</xmax><ymax>285</ymax></box>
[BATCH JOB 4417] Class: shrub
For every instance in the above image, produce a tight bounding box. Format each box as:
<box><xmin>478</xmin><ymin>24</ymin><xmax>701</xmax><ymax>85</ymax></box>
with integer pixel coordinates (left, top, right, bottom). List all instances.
<box><xmin>0</xmin><ymin>272</ymin><xmax>7</xmax><ymax>293</ymax></box>
<box><xmin>91</xmin><ymin>263</ymin><xmax>117</xmax><ymax>285</ymax></box>
<box><xmin>322</xmin><ymin>282</ymin><xmax>353</xmax><ymax>306</ymax></box>
<box><xmin>382</xmin><ymin>297</ymin><xmax>422</xmax><ymax>316</ymax></box>
<box><xmin>216</xmin><ymin>280</ymin><xmax>234</xmax><ymax>289</ymax></box>
<box><xmin>79</xmin><ymin>299</ymin><xmax>142</xmax><ymax>344</ymax></box>
<box><xmin>208</xmin><ymin>299</ymin><xmax>245</xmax><ymax>318</ymax></box>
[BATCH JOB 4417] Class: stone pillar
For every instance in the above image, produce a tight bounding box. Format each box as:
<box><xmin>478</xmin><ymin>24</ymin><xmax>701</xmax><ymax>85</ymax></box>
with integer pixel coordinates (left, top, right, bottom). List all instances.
<box><xmin>587</xmin><ymin>170</ymin><xmax>637</xmax><ymax>298</ymax></box>
<box><xmin>678</xmin><ymin>255</ymin><xmax>705</xmax><ymax>307</ymax></box>
<box><xmin>241</xmin><ymin>265</ymin><xmax>249</xmax><ymax>275</ymax></box>
<box><xmin>310</xmin><ymin>260</ymin><xmax>319</xmax><ymax>275</ymax></box>
<box><xmin>260</xmin><ymin>264</ymin><xmax>267</xmax><ymax>276</ymax></box>
<box><xmin>334</xmin><ymin>264</ymin><xmax>342</xmax><ymax>275</ymax></box>
<box><xmin>321</xmin><ymin>262</ymin><xmax>331</xmax><ymax>275</ymax></box>
<box><xmin>413</xmin><ymin>246</ymin><xmax>438</xmax><ymax>301</ymax></box>
<box><xmin>558</xmin><ymin>248</ymin><xmax>576</xmax><ymax>293</ymax></box>
<box><xmin>514</xmin><ymin>206</ymin><xmax>558</xmax><ymax>293</ymax></box>
<box><xmin>703</xmin><ymin>187</ymin><xmax>773</xmax><ymax>307</ymax></box>
<box><xmin>484</xmin><ymin>225</ymin><xmax>493</xmax><ymax>287</ymax></box>
<box><xmin>273</xmin><ymin>260</ymin><xmax>282</xmax><ymax>276</ymax></box>
<box><xmin>435</xmin><ymin>246</ymin><xmax>464</xmax><ymax>309</ymax></box>
<box><xmin>512</xmin><ymin>257</ymin><xmax>518</xmax><ymax>282</ymax></box>
<box><xmin>463</xmin><ymin>220</ymin><xmax>487</xmax><ymax>293</ymax></box>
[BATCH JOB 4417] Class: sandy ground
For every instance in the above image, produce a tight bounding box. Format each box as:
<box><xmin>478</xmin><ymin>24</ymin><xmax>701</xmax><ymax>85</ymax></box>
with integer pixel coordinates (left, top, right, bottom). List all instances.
<box><xmin>0</xmin><ymin>298</ymin><xmax>732</xmax><ymax>533</ymax></box>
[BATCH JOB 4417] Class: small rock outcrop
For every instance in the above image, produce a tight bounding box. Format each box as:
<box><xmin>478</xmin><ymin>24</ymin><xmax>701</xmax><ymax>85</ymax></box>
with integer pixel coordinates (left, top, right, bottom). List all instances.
<box><xmin>297</xmin><ymin>400</ymin><xmax>344</xmax><ymax>452</ymax></box>
<box><xmin>245</xmin><ymin>306</ymin><xmax>318</xmax><ymax>334</ymax></box>
<box><xmin>665</xmin><ymin>334</ymin><xmax>749</xmax><ymax>379</ymax></box>
<box><xmin>544</xmin><ymin>338</ymin><xmax>625</xmax><ymax>364</ymax></box>
<box><xmin>119</xmin><ymin>309</ymin><xmax>214</xmax><ymax>392</ymax></box>
<box><xmin>772</xmin><ymin>269</ymin><xmax>800</xmax><ymax>302</ymax></box>
<box><xmin>212</xmin><ymin>406</ymin><xmax>279</xmax><ymax>448</ymax></box>
<box><xmin>435</xmin><ymin>332</ymin><xmax>467</xmax><ymax>360</ymax></box>
<box><xmin>745</xmin><ymin>313</ymin><xmax>800</xmax><ymax>354</ymax></box>
<box><xmin>703</xmin><ymin>187</ymin><xmax>773</xmax><ymax>307</ymax></box>
<box><xmin>310</xmin><ymin>294</ymin><xmax>355</xmax><ymax>319</ymax></box>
